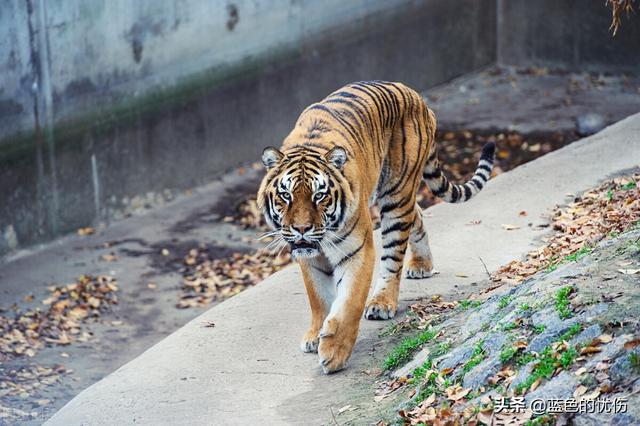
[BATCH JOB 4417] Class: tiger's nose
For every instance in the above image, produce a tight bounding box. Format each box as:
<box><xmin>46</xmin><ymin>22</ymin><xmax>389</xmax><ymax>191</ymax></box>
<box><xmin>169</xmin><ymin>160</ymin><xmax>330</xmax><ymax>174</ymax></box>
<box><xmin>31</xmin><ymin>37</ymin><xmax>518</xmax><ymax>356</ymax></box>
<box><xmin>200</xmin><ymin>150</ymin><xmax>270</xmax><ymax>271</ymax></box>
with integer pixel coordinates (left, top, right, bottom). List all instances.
<box><xmin>292</xmin><ymin>224</ymin><xmax>312</xmax><ymax>235</ymax></box>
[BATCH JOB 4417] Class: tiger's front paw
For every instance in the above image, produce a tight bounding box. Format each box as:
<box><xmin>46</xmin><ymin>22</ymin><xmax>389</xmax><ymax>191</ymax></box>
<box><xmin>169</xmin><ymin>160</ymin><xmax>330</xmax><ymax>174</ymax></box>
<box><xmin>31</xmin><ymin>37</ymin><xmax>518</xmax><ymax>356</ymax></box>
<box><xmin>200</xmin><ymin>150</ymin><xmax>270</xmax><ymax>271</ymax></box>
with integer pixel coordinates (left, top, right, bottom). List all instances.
<box><xmin>300</xmin><ymin>329</ymin><xmax>320</xmax><ymax>353</ymax></box>
<box><xmin>364</xmin><ymin>295</ymin><xmax>397</xmax><ymax>320</ymax></box>
<box><xmin>317</xmin><ymin>319</ymin><xmax>355</xmax><ymax>374</ymax></box>
<box><xmin>404</xmin><ymin>256</ymin><xmax>434</xmax><ymax>279</ymax></box>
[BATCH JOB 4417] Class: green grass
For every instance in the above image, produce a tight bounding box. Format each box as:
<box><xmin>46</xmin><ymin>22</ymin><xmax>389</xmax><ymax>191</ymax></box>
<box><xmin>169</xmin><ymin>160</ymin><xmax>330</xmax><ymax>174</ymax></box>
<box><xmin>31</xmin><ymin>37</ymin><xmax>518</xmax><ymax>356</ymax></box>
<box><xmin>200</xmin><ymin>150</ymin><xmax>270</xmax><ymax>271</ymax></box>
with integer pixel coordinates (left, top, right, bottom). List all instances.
<box><xmin>560</xmin><ymin>323</ymin><xmax>582</xmax><ymax>341</ymax></box>
<box><xmin>622</xmin><ymin>182</ymin><xmax>637</xmax><ymax>190</ymax></box>
<box><xmin>533</xmin><ymin>324</ymin><xmax>546</xmax><ymax>334</ymax></box>
<box><xmin>515</xmin><ymin>324</ymin><xmax>583</xmax><ymax>394</ymax></box>
<box><xmin>383</xmin><ymin>328</ymin><xmax>437</xmax><ymax>370</ymax></box>
<box><xmin>630</xmin><ymin>353</ymin><xmax>640</xmax><ymax>373</ymax></box>
<box><xmin>518</xmin><ymin>303</ymin><xmax>532</xmax><ymax>312</ymax></box>
<box><xmin>414</xmin><ymin>370</ymin><xmax>439</xmax><ymax>403</ymax></box>
<box><xmin>515</xmin><ymin>344</ymin><xmax>579</xmax><ymax>394</ymax></box>
<box><xmin>500</xmin><ymin>346</ymin><xmax>518</xmax><ymax>363</ymax></box>
<box><xmin>500</xmin><ymin>345</ymin><xmax>536</xmax><ymax>366</ymax></box>
<box><xmin>459</xmin><ymin>299</ymin><xmax>483</xmax><ymax>310</ymax></box>
<box><xmin>526</xmin><ymin>414</ymin><xmax>555</xmax><ymax>426</ymax></box>
<box><xmin>555</xmin><ymin>286</ymin><xmax>575</xmax><ymax>320</ymax></box>
<box><xmin>502</xmin><ymin>324</ymin><xmax>581</xmax><ymax>372</ymax></box>
<box><xmin>515</xmin><ymin>352</ymin><xmax>537</xmax><ymax>366</ymax></box>
<box><xmin>607</xmin><ymin>189</ymin><xmax>614</xmax><ymax>201</ymax></box>
<box><xmin>546</xmin><ymin>246</ymin><xmax>592</xmax><ymax>272</ymax></box>
<box><xmin>498</xmin><ymin>295</ymin><xmax>513</xmax><ymax>309</ymax></box>
<box><xmin>564</xmin><ymin>246</ymin><xmax>592</xmax><ymax>262</ymax></box>
<box><xmin>411</xmin><ymin>342</ymin><xmax>451</xmax><ymax>382</ymax></box>
<box><xmin>502</xmin><ymin>321</ymin><xmax>518</xmax><ymax>332</ymax></box>
<box><xmin>462</xmin><ymin>340</ymin><xmax>487</xmax><ymax>374</ymax></box>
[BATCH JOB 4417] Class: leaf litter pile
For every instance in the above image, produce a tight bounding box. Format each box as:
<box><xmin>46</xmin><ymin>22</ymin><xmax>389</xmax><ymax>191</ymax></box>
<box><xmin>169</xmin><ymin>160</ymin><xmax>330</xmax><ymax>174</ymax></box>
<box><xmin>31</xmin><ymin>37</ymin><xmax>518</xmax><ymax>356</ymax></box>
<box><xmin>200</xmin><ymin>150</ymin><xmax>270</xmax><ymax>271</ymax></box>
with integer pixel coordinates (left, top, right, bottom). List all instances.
<box><xmin>177</xmin><ymin>248</ymin><xmax>290</xmax><ymax>308</ymax></box>
<box><xmin>492</xmin><ymin>173</ymin><xmax>640</xmax><ymax>286</ymax></box>
<box><xmin>0</xmin><ymin>275</ymin><xmax>118</xmax><ymax>419</ymax></box>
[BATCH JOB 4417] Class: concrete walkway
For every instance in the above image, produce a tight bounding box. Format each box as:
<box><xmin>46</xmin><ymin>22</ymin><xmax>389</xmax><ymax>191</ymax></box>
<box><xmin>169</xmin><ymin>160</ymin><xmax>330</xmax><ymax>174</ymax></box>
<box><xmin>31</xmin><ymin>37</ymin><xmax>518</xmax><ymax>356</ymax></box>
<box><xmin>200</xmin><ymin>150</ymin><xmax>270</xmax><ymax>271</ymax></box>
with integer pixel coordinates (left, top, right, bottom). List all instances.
<box><xmin>47</xmin><ymin>114</ymin><xmax>640</xmax><ymax>425</ymax></box>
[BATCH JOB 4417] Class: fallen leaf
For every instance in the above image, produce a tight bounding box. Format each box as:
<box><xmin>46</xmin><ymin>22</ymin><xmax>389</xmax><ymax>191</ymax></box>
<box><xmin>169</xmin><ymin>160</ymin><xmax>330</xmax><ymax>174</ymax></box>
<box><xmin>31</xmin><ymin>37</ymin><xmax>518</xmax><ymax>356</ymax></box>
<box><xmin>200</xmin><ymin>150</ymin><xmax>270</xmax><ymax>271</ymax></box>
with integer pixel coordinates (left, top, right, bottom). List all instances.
<box><xmin>624</xmin><ymin>338</ymin><xmax>640</xmax><ymax>349</ymax></box>
<box><xmin>574</xmin><ymin>367</ymin><xmax>587</xmax><ymax>376</ymax></box>
<box><xmin>580</xmin><ymin>346</ymin><xmax>602</xmax><ymax>355</ymax></box>
<box><xmin>77</xmin><ymin>227</ymin><xmax>95</xmax><ymax>236</ymax></box>
<box><xmin>596</xmin><ymin>334</ymin><xmax>613</xmax><ymax>344</ymax></box>
<box><xmin>574</xmin><ymin>385</ymin><xmax>588</xmax><ymax>397</ymax></box>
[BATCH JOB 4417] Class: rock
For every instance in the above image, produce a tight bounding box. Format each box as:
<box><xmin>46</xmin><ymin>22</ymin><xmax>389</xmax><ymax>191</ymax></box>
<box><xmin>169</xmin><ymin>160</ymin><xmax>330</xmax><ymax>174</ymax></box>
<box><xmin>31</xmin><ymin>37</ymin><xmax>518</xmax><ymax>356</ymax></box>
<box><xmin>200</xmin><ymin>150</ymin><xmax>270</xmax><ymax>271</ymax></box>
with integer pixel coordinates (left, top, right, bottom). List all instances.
<box><xmin>463</xmin><ymin>356</ymin><xmax>501</xmax><ymax>390</ymax></box>
<box><xmin>510</xmin><ymin>362</ymin><xmax>534</xmax><ymax>390</ymax></box>
<box><xmin>573</xmin><ymin>393</ymin><xmax>640</xmax><ymax>426</ymax></box>
<box><xmin>569</xmin><ymin>324</ymin><xmax>602</xmax><ymax>347</ymax></box>
<box><xmin>439</xmin><ymin>344</ymin><xmax>475</xmax><ymax>371</ymax></box>
<box><xmin>524</xmin><ymin>371</ymin><xmax>578</xmax><ymax>404</ymax></box>
<box><xmin>575</xmin><ymin>113</ymin><xmax>606</xmax><ymax>136</ymax></box>
<box><xmin>528</xmin><ymin>316</ymin><xmax>579</xmax><ymax>353</ymax></box>
<box><xmin>394</xmin><ymin>346</ymin><xmax>431</xmax><ymax>378</ymax></box>
<box><xmin>609</xmin><ymin>348</ymin><xmax>640</xmax><ymax>384</ymax></box>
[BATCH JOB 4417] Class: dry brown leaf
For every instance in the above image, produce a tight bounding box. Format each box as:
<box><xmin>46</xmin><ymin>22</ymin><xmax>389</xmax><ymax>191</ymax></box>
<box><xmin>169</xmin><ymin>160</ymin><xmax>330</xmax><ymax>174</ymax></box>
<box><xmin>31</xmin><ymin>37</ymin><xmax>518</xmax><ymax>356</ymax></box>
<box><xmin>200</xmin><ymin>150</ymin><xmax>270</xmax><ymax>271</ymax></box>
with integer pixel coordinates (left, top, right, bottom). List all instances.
<box><xmin>77</xmin><ymin>227</ymin><xmax>95</xmax><ymax>236</ymax></box>
<box><xmin>574</xmin><ymin>385</ymin><xmax>588</xmax><ymax>397</ymax></box>
<box><xmin>580</xmin><ymin>346</ymin><xmax>602</xmax><ymax>355</ymax></box>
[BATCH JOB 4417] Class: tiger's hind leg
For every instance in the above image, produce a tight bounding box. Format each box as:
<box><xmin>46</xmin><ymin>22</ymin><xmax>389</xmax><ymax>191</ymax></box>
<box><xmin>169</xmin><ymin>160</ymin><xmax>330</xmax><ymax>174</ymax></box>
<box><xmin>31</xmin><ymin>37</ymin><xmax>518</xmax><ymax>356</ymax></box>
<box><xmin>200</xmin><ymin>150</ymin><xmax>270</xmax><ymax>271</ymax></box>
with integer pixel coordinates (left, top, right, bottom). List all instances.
<box><xmin>405</xmin><ymin>204</ymin><xmax>435</xmax><ymax>279</ymax></box>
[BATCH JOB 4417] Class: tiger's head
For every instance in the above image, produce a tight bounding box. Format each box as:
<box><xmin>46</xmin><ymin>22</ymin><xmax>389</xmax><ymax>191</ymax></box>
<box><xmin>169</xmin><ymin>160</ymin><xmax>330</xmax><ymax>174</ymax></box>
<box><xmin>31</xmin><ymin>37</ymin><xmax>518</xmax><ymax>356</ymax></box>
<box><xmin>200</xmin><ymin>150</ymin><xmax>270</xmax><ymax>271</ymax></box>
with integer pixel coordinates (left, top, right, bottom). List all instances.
<box><xmin>256</xmin><ymin>146</ymin><xmax>353</xmax><ymax>260</ymax></box>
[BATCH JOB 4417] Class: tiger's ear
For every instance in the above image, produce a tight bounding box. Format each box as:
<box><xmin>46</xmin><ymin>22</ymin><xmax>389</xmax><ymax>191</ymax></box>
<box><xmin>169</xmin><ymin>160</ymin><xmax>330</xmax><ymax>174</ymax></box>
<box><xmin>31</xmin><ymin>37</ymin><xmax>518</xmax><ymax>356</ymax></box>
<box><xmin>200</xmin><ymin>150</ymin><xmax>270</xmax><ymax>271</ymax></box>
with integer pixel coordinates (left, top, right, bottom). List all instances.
<box><xmin>261</xmin><ymin>146</ymin><xmax>284</xmax><ymax>169</ymax></box>
<box><xmin>325</xmin><ymin>147</ymin><xmax>348</xmax><ymax>170</ymax></box>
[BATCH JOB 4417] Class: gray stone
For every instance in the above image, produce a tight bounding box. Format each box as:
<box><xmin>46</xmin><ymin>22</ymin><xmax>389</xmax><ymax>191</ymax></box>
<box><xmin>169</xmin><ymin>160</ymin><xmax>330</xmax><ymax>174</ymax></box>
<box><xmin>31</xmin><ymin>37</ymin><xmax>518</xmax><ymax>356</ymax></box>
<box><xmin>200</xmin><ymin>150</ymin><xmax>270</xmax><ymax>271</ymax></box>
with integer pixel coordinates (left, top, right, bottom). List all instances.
<box><xmin>528</xmin><ymin>318</ymin><xmax>579</xmax><ymax>353</ymax></box>
<box><xmin>573</xmin><ymin>393</ymin><xmax>640</xmax><ymax>426</ymax></box>
<box><xmin>463</xmin><ymin>356</ymin><xmax>502</xmax><ymax>390</ymax></box>
<box><xmin>569</xmin><ymin>324</ymin><xmax>602</xmax><ymax>347</ymax></box>
<box><xmin>610</xmin><ymin>348</ymin><xmax>640</xmax><ymax>384</ymax></box>
<box><xmin>439</xmin><ymin>344</ymin><xmax>476</xmax><ymax>371</ymax></box>
<box><xmin>524</xmin><ymin>371</ymin><xmax>579</xmax><ymax>404</ymax></box>
<box><xmin>576</xmin><ymin>113</ymin><xmax>607</xmax><ymax>136</ymax></box>
<box><xmin>510</xmin><ymin>362</ymin><xmax>534</xmax><ymax>390</ymax></box>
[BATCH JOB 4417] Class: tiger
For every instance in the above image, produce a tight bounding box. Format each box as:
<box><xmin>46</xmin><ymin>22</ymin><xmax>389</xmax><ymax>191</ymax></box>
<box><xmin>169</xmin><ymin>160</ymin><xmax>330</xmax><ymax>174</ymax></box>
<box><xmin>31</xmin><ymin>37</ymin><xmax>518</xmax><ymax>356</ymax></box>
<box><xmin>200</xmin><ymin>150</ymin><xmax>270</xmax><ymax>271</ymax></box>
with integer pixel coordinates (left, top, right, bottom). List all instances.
<box><xmin>257</xmin><ymin>81</ymin><xmax>495</xmax><ymax>374</ymax></box>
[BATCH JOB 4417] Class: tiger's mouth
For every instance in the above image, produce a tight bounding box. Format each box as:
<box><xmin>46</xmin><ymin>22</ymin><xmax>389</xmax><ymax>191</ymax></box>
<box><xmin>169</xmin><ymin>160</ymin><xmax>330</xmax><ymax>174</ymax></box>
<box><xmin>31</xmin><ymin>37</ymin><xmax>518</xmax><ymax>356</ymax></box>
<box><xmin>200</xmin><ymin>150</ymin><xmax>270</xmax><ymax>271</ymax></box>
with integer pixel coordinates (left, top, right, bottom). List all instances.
<box><xmin>289</xmin><ymin>240</ymin><xmax>319</xmax><ymax>251</ymax></box>
<box><xmin>290</xmin><ymin>241</ymin><xmax>320</xmax><ymax>259</ymax></box>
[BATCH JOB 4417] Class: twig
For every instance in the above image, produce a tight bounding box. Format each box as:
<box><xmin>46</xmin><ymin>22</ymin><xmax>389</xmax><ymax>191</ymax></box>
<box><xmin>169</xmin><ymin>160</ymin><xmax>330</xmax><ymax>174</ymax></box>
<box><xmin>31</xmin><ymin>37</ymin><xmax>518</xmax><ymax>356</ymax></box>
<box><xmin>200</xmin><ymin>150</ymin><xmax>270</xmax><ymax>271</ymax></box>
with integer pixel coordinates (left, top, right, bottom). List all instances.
<box><xmin>478</xmin><ymin>256</ymin><xmax>491</xmax><ymax>279</ymax></box>
<box><xmin>329</xmin><ymin>406</ymin><xmax>339</xmax><ymax>426</ymax></box>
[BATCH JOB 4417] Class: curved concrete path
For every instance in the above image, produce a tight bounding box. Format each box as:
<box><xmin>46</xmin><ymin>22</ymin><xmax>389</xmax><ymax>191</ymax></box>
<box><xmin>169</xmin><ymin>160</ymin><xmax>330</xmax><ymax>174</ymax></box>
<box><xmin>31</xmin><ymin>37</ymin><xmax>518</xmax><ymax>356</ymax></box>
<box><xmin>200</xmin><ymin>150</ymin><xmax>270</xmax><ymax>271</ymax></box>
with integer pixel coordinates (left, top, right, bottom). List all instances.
<box><xmin>47</xmin><ymin>114</ymin><xmax>640</xmax><ymax>425</ymax></box>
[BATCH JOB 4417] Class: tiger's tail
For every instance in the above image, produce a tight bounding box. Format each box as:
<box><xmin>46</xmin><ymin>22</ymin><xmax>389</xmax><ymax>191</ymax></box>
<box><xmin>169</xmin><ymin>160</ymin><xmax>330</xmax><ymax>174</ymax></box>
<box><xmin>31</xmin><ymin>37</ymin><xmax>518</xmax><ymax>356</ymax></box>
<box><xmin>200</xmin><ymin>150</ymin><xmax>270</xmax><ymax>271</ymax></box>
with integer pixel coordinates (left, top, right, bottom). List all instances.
<box><xmin>422</xmin><ymin>141</ymin><xmax>496</xmax><ymax>203</ymax></box>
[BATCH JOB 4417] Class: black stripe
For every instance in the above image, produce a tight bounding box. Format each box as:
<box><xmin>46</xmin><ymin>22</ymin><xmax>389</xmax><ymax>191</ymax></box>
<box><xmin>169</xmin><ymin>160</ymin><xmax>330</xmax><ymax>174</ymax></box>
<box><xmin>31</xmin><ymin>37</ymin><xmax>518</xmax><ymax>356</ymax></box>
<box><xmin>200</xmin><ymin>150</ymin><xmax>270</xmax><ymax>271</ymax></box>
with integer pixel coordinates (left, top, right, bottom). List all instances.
<box><xmin>335</xmin><ymin>236</ymin><xmax>367</xmax><ymax>268</ymax></box>
<box><xmin>381</xmin><ymin>254</ymin><xmax>402</xmax><ymax>262</ymax></box>
<box><xmin>382</xmin><ymin>236</ymin><xmax>409</xmax><ymax>250</ymax></box>
<box><xmin>381</xmin><ymin>220</ymin><xmax>413</xmax><ymax>235</ymax></box>
<box><xmin>413</xmin><ymin>231</ymin><xmax>426</xmax><ymax>244</ymax></box>
<box><xmin>471</xmin><ymin>177</ymin><xmax>485</xmax><ymax>190</ymax></box>
<box><xmin>477</xmin><ymin>164</ymin><xmax>492</xmax><ymax>174</ymax></box>
<box><xmin>463</xmin><ymin>184</ymin><xmax>473</xmax><ymax>200</ymax></box>
<box><xmin>423</xmin><ymin>169</ymin><xmax>441</xmax><ymax>180</ymax></box>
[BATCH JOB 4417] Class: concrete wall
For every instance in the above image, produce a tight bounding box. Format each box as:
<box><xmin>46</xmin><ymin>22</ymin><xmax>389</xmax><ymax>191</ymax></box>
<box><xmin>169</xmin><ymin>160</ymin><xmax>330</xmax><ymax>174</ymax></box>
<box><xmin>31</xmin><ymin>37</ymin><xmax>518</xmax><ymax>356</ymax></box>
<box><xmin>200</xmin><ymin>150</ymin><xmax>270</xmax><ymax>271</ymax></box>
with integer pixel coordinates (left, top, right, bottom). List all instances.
<box><xmin>498</xmin><ymin>0</ymin><xmax>640</xmax><ymax>72</ymax></box>
<box><xmin>0</xmin><ymin>0</ymin><xmax>497</xmax><ymax>255</ymax></box>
